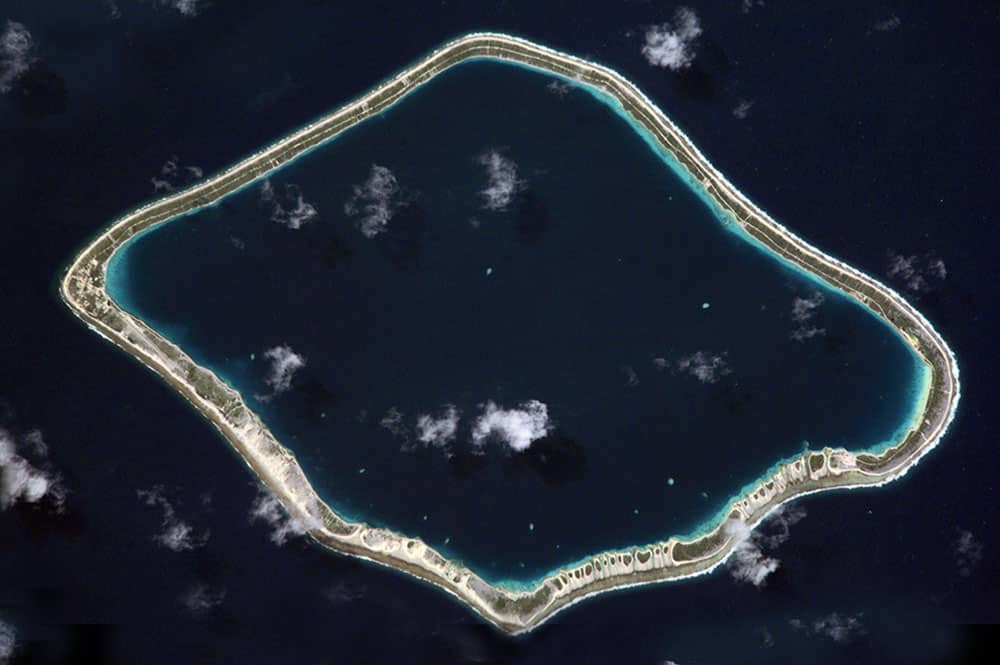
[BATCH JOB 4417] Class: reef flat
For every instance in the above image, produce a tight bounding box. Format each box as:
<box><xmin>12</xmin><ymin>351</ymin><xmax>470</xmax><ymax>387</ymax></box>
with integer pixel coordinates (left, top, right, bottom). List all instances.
<box><xmin>60</xmin><ymin>33</ymin><xmax>960</xmax><ymax>634</ymax></box>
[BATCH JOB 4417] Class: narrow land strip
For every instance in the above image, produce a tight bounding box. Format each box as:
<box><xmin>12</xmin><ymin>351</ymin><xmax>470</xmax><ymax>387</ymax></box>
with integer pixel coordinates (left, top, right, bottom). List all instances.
<box><xmin>60</xmin><ymin>33</ymin><xmax>960</xmax><ymax>634</ymax></box>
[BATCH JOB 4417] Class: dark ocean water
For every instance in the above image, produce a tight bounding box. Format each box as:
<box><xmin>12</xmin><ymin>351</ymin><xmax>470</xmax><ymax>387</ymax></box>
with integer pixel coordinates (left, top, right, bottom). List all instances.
<box><xmin>0</xmin><ymin>1</ymin><xmax>996</xmax><ymax>664</ymax></box>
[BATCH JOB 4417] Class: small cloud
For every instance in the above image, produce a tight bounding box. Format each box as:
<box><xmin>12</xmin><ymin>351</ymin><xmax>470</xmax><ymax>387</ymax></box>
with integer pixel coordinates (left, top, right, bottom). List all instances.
<box><xmin>415</xmin><ymin>405</ymin><xmax>461</xmax><ymax>449</ymax></box>
<box><xmin>0</xmin><ymin>619</ymin><xmax>15</xmax><ymax>664</ymax></box>
<box><xmin>380</xmin><ymin>407</ymin><xmax>410</xmax><ymax>445</ymax></box>
<box><xmin>641</xmin><ymin>7</ymin><xmax>703</xmax><ymax>71</ymax></box>
<box><xmin>105</xmin><ymin>1</ymin><xmax>122</xmax><ymax>20</ymax></box>
<box><xmin>954</xmin><ymin>528</ymin><xmax>983</xmax><ymax>577</ymax></box>
<box><xmin>886</xmin><ymin>251</ymin><xmax>947</xmax><ymax>293</ymax></box>
<box><xmin>0</xmin><ymin>20</ymin><xmax>33</xmax><ymax>94</ymax></box>
<box><xmin>868</xmin><ymin>15</ymin><xmax>901</xmax><ymax>35</ymax></box>
<box><xmin>158</xmin><ymin>0</ymin><xmax>206</xmax><ymax>17</ymax></box>
<box><xmin>248</xmin><ymin>486</ymin><xmax>321</xmax><ymax>545</ymax></box>
<box><xmin>724</xmin><ymin>518</ymin><xmax>778</xmax><ymax>587</ymax></box>
<box><xmin>260</xmin><ymin>179</ymin><xmax>318</xmax><ymax>230</ymax></box>
<box><xmin>260</xmin><ymin>344</ymin><xmax>306</xmax><ymax>396</ymax></box>
<box><xmin>741</xmin><ymin>0</ymin><xmax>765</xmax><ymax>13</ymax></box>
<box><xmin>344</xmin><ymin>164</ymin><xmax>409</xmax><ymax>238</ymax></box>
<box><xmin>676</xmin><ymin>351</ymin><xmax>731</xmax><ymax>384</ymax></box>
<box><xmin>790</xmin><ymin>291</ymin><xmax>826</xmax><ymax>341</ymax></box>
<box><xmin>151</xmin><ymin>155</ymin><xmax>204</xmax><ymax>193</ymax></box>
<box><xmin>179</xmin><ymin>583</ymin><xmax>226</xmax><ymax>615</ymax></box>
<box><xmin>477</xmin><ymin>150</ymin><xmax>525</xmax><ymax>212</ymax></box>
<box><xmin>0</xmin><ymin>427</ymin><xmax>66</xmax><ymax>512</ymax></box>
<box><xmin>22</xmin><ymin>429</ymin><xmax>47</xmax><ymax>456</ymax></box>
<box><xmin>791</xmin><ymin>612</ymin><xmax>866</xmax><ymax>643</ymax></box>
<box><xmin>546</xmin><ymin>79</ymin><xmax>574</xmax><ymax>98</ymax></box>
<box><xmin>471</xmin><ymin>400</ymin><xmax>551</xmax><ymax>452</ymax></box>
<box><xmin>733</xmin><ymin>98</ymin><xmax>755</xmax><ymax>120</ymax></box>
<box><xmin>724</xmin><ymin>504</ymin><xmax>806</xmax><ymax>587</ymax></box>
<box><xmin>137</xmin><ymin>486</ymin><xmax>209</xmax><ymax>552</ymax></box>
<box><xmin>622</xmin><ymin>365</ymin><xmax>640</xmax><ymax>388</ymax></box>
<box><xmin>324</xmin><ymin>581</ymin><xmax>365</xmax><ymax>604</ymax></box>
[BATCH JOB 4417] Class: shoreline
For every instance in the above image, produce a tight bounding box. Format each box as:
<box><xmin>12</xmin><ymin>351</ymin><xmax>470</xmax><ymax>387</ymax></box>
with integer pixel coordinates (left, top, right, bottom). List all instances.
<box><xmin>59</xmin><ymin>33</ymin><xmax>960</xmax><ymax>634</ymax></box>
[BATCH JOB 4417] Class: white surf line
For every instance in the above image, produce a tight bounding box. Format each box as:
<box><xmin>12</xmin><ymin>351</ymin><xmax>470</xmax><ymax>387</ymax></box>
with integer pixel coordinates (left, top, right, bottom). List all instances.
<box><xmin>59</xmin><ymin>33</ymin><xmax>960</xmax><ymax>634</ymax></box>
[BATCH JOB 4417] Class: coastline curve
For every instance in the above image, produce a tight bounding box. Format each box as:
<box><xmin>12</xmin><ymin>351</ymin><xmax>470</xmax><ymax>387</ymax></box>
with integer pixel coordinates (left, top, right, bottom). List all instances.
<box><xmin>59</xmin><ymin>33</ymin><xmax>960</xmax><ymax>634</ymax></box>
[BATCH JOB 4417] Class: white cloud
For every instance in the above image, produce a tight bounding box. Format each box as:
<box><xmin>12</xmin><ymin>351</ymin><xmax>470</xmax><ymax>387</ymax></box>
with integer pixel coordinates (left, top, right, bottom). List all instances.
<box><xmin>471</xmin><ymin>400</ymin><xmax>550</xmax><ymax>452</ymax></box>
<box><xmin>415</xmin><ymin>405</ymin><xmax>461</xmax><ymax>448</ymax></box>
<box><xmin>887</xmin><ymin>253</ymin><xmax>923</xmax><ymax>291</ymax></box>
<box><xmin>379</xmin><ymin>407</ymin><xmax>410</xmax><ymax>445</ymax></box>
<box><xmin>790</xmin><ymin>291</ymin><xmax>826</xmax><ymax>341</ymax></box>
<box><xmin>733</xmin><ymin>98</ymin><xmax>754</xmax><ymax>120</ymax></box>
<box><xmin>158</xmin><ymin>0</ymin><xmax>205</xmax><ymax>17</ymax></box>
<box><xmin>954</xmin><ymin>528</ymin><xmax>983</xmax><ymax>577</ymax></box>
<box><xmin>0</xmin><ymin>428</ymin><xmax>65</xmax><ymax>511</ymax></box>
<box><xmin>0</xmin><ymin>620</ymin><xmax>15</xmax><ymax>664</ymax></box>
<box><xmin>928</xmin><ymin>257</ymin><xmax>947</xmax><ymax>279</ymax></box>
<box><xmin>260</xmin><ymin>179</ymin><xmax>318</xmax><ymax>230</ymax></box>
<box><xmin>137</xmin><ymin>486</ymin><xmax>209</xmax><ymax>552</ymax></box>
<box><xmin>546</xmin><ymin>80</ymin><xmax>574</xmax><ymax>98</ymax></box>
<box><xmin>325</xmin><ymin>581</ymin><xmax>365</xmax><ymax>604</ymax></box>
<box><xmin>0</xmin><ymin>20</ymin><xmax>33</xmax><ymax>94</ymax></box>
<box><xmin>151</xmin><ymin>156</ymin><xmax>204</xmax><ymax>193</ymax></box>
<box><xmin>641</xmin><ymin>8</ymin><xmax>703</xmax><ymax>71</ymax></box>
<box><xmin>344</xmin><ymin>164</ymin><xmax>408</xmax><ymax>238</ymax></box>
<box><xmin>179</xmin><ymin>583</ymin><xmax>226</xmax><ymax>614</ymax></box>
<box><xmin>869</xmin><ymin>15</ymin><xmax>901</xmax><ymax>35</ymax></box>
<box><xmin>261</xmin><ymin>344</ymin><xmax>306</xmax><ymax>395</ymax></box>
<box><xmin>248</xmin><ymin>487</ymin><xmax>321</xmax><ymax>545</ymax></box>
<box><xmin>724</xmin><ymin>518</ymin><xmax>779</xmax><ymax>587</ymax></box>
<box><xmin>22</xmin><ymin>429</ymin><xmax>47</xmax><ymax>456</ymax></box>
<box><xmin>887</xmin><ymin>251</ymin><xmax>947</xmax><ymax>293</ymax></box>
<box><xmin>676</xmin><ymin>351</ymin><xmax>731</xmax><ymax>384</ymax></box>
<box><xmin>477</xmin><ymin>150</ymin><xmax>525</xmax><ymax>212</ymax></box>
<box><xmin>741</xmin><ymin>0</ymin><xmax>765</xmax><ymax>13</ymax></box>
<box><xmin>791</xmin><ymin>612</ymin><xmax>866</xmax><ymax>643</ymax></box>
<box><xmin>724</xmin><ymin>504</ymin><xmax>806</xmax><ymax>587</ymax></box>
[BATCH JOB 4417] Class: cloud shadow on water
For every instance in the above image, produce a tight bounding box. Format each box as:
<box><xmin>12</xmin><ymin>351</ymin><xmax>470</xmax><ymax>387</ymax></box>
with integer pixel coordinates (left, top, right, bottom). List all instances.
<box><xmin>376</xmin><ymin>203</ymin><xmax>430</xmax><ymax>271</ymax></box>
<box><xmin>513</xmin><ymin>188</ymin><xmax>553</xmax><ymax>244</ymax></box>
<box><xmin>13</xmin><ymin>66</ymin><xmax>68</xmax><ymax>118</ymax></box>
<box><xmin>502</xmin><ymin>432</ymin><xmax>588</xmax><ymax>487</ymax></box>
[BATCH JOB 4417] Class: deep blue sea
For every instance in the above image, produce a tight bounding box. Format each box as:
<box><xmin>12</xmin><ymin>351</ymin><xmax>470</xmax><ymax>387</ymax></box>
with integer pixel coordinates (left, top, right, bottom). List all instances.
<box><xmin>1</xmin><ymin>1</ymin><xmax>996</xmax><ymax>664</ymax></box>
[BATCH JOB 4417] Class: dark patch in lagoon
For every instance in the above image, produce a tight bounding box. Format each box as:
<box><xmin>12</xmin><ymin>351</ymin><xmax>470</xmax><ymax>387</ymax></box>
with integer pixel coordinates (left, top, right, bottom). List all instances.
<box><xmin>447</xmin><ymin>447</ymin><xmax>490</xmax><ymax>480</ymax></box>
<box><xmin>504</xmin><ymin>433</ymin><xmax>588</xmax><ymax>487</ymax></box>
<box><xmin>669</xmin><ymin>40</ymin><xmax>733</xmax><ymax>103</ymax></box>
<box><xmin>316</xmin><ymin>232</ymin><xmax>355</xmax><ymax>271</ymax></box>
<box><xmin>375</xmin><ymin>203</ymin><xmax>431</xmax><ymax>271</ymax></box>
<box><xmin>513</xmin><ymin>188</ymin><xmax>553</xmax><ymax>244</ymax></box>
<box><xmin>286</xmin><ymin>377</ymin><xmax>338</xmax><ymax>425</ymax></box>
<box><xmin>13</xmin><ymin>65</ymin><xmax>69</xmax><ymax>118</ymax></box>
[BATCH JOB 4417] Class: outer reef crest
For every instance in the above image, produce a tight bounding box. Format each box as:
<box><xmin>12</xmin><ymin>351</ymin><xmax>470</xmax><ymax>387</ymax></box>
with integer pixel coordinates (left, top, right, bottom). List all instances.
<box><xmin>60</xmin><ymin>33</ymin><xmax>960</xmax><ymax>634</ymax></box>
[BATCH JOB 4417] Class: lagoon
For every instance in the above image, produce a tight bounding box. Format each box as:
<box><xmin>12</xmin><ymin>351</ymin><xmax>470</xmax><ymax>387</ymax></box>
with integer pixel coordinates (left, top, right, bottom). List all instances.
<box><xmin>106</xmin><ymin>60</ymin><xmax>922</xmax><ymax>583</ymax></box>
